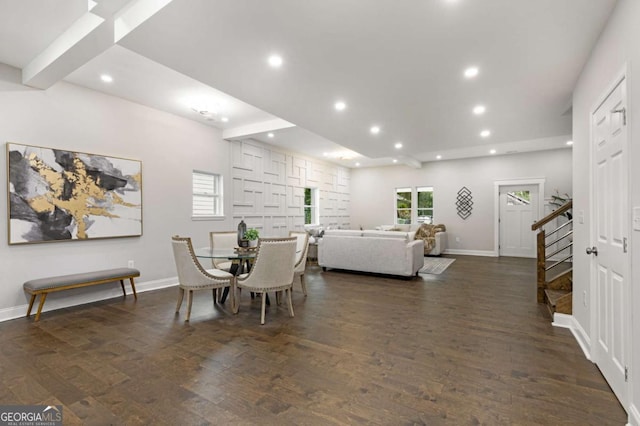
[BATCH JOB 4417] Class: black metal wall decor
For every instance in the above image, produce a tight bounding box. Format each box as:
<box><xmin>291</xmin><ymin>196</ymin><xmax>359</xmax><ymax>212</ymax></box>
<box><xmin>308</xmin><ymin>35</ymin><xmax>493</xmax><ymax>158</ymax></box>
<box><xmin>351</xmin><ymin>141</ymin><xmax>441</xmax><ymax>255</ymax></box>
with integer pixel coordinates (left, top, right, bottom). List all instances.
<box><xmin>456</xmin><ymin>187</ymin><xmax>473</xmax><ymax>219</ymax></box>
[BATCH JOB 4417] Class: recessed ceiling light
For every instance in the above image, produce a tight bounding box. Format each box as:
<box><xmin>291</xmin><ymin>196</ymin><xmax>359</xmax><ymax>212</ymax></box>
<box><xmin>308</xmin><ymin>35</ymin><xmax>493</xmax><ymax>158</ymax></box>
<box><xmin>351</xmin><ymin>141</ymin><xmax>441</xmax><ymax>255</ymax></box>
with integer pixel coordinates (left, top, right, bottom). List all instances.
<box><xmin>473</xmin><ymin>105</ymin><xmax>486</xmax><ymax>115</ymax></box>
<box><xmin>436</xmin><ymin>155</ymin><xmax>442</xmax><ymax>160</ymax></box>
<box><xmin>370</xmin><ymin>126</ymin><xmax>380</xmax><ymax>134</ymax></box>
<box><xmin>464</xmin><ymin>67</ymin><xmax>479</xmax><ymax>79</ymax></box>
<box><xmin>393</xmin><ymin>159</ymin><xmax>398</xmax><ymax>163</ymax></box>
<box><xmin>267</xmin><ymin>132</ymin><xmax>274</xmax><ymax>138</ymax></box>
<box><xmin>221</xmin><ymin>117</ymin><xmax>229</xmax><ymax>123</ymax></box>
<box><xmin>566</xmin><ymin>140</ymin><xmax>573</xmax><ymax>146</ymax></box>
<box><xmin>355</xmin><ymin>162</ymin><xmax>361</xmax><ymax>167</ymax></box>
<box><xmin>394</xmin><ymin>142</ymin><xmax>403</xmax><ymax>149</ymax></box>
<box><xmin>480</xmin><ymin>129</ymin><xmax>491</xmax><ymax>138</ymax></box>
<box><xmin>322</xmin><ymin>152</ymin><xmax>329</xmax><ymax>156</ymax></box>
<box><xmin>268</xmin><ymin>55</ymin><xmax>283</xmax><ymax>68</ymax></box>
<box><xmin>100</xmin><ymin>74</ymin><xmax>113</xmax><ymax>83</ymax></box>
<box><xmin>490</xmin><ymin>149</ymin><xmax>497</xmax><ymax>154</ymax></box>
<box><xmin>334</xmin><ymin>101</ymin><xmax>346</xmax><ymax>111</ymax></box>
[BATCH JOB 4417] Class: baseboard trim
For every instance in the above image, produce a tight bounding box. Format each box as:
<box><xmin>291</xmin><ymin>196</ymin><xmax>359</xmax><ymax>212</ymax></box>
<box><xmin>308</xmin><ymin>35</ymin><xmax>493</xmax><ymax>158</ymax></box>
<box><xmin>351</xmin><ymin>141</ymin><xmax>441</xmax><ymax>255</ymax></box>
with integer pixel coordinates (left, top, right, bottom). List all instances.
<box><xmin>551</xmin><ymin>312</ymin><xmax>573</xmax><ymax>328</ymax></box>
<box><xmin>552</xmin><ymin>314</ymin><xmax>592</xmax><ymax>361</ymax></box>
<box><xmin>443</xmin><ymin>249</ymin><xmax>498</xmax><ymax>257</ymax></box>
<box><xmin>0</xmin><ymin>277</ymin><xmax>178</xmax><ymax>323</ymax></box>
<box><xmin>628</xmin><ymin>403</ymin><xmax>640</xmax><ymax>426</ymax></box>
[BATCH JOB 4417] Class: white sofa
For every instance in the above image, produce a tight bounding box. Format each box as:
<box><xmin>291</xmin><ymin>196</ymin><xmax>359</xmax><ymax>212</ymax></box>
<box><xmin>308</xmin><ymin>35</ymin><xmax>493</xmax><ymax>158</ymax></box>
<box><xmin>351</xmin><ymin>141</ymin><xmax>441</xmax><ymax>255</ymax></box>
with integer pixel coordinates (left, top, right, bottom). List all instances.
<box><xmin>318</xmin><ymin>230</ymin><xmax>424</xmax><ymax>277</ymax></box>
<box><xmin>376</xmin><ymin>224</ymin><xmax>447</xmax><ymax>255</ymax></box>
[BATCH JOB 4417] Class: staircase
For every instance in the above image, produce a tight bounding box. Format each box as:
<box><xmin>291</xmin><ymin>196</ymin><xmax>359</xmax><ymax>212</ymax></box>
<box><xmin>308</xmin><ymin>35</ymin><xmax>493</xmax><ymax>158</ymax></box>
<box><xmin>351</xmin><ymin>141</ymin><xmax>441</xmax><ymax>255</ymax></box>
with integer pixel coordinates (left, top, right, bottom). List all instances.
<box><xmin>531</xmin><ymin>201</ymin><xmax>573</xmax><ymax>316</ymax></box>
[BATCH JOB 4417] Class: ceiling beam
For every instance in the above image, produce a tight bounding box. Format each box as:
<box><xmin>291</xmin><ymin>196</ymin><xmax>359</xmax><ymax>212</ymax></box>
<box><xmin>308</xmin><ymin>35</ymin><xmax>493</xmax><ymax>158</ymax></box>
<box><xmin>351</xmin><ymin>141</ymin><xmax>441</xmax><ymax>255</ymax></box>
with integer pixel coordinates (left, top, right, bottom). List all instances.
<box><xmin>114</xmin><ymin>0</ymin><xmax>174</xmax><ymax>42</ymax></box>
<box><xmin>21</xmin><ymin>0</ymin><xmax>175</xmax><ymax>90</ymax></box>
<box><xmin>22</xmin><ymin>13</ymin><xmax>110</xmax><ymax>89</ymax></box>
<box><xmin>398</xmin><ymin>156</ymin><xmax>422</xmax><ymax>169</ymax></box>
<box><xmin>223</xmin><ymin>119</ymin><xmax>296</xmax><ymax>140</ymax></box>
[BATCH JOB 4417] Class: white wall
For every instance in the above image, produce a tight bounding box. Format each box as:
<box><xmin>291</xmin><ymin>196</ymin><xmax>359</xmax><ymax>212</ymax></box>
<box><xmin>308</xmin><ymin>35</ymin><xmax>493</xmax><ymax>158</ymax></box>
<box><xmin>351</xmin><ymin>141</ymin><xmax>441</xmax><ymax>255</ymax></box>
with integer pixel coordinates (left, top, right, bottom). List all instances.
<box><xmin>0</xmin><ymin>81</ymin><xmax>234</xmax><ymax>319</ymax></box>
<box><xmin>572</xmin><ymin>0</ymin><xmax>640</xmax><ymax>422</ymax></box>
<box><xmin>351</xmin><ymin>149</ymin><xmax>572</xmax><ymax>254</ymax></box>
<box><xmin>231</xmin><ymin>139</ymin><xmax>350</xmax><ymax>235</ymax></box>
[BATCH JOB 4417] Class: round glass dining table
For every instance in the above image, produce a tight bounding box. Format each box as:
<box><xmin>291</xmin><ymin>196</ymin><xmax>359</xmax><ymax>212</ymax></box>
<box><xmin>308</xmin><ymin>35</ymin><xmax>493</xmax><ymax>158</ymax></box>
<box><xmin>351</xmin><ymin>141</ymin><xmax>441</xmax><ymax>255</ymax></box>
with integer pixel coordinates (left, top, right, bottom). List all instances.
<box><xmin>194</xmin><ymin>247</ymin><xmax>256</xmax><ymax>304</ymax></box>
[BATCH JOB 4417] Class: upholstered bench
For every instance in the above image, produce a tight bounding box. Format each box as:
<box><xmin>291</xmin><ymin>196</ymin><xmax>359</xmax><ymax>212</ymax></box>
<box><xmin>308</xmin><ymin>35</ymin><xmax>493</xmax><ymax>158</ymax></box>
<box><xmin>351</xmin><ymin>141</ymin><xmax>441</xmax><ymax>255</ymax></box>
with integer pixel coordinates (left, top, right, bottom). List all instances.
<box><xmin>23</xmin><ymin>268</ymin><xmax>140</xmax><ymax>321</ymax></box>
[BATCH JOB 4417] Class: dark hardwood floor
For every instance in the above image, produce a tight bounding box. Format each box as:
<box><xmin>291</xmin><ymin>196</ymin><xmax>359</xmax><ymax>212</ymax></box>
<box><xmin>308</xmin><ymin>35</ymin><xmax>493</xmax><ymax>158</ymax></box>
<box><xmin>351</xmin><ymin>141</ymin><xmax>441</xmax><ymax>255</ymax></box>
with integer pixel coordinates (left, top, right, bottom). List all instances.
<box><xmin>0</xmin><ymin>256</ymin><xmax>626</xmax><ymax>425</ymax></box>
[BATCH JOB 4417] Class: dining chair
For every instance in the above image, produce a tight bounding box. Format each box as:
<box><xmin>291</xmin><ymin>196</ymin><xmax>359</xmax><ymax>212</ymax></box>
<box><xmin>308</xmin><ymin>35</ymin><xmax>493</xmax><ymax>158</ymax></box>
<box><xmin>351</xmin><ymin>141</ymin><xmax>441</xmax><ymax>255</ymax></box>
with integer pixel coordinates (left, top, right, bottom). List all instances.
<box><xmin>171</xmin><ymin>235</ymin><xmax>235</xmax><ymax>322</ymax></box>
<box><xmin>233</xmin><ymin>237</ymin><xmax>297</xmax><ymax>325</ymax></box>
<box><xmin>289</xmin><ymin>231</ymin><xmax>310</xmax><ymax>296</ymax></box>
<box><xmin>209</xmin><ymin>231</ymin><xmax>237</xmax><ymax>272</ymax></box>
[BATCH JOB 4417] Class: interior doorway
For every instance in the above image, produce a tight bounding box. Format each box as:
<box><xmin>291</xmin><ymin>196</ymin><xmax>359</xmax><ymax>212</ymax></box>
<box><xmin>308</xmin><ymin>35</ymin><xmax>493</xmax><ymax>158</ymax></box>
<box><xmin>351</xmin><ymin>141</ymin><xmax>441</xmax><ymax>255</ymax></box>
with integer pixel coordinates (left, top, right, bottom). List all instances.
<box><xmin>493</xmin><ymin>178</ymin><xmax>545</xmax><ymax>258</ymax></box>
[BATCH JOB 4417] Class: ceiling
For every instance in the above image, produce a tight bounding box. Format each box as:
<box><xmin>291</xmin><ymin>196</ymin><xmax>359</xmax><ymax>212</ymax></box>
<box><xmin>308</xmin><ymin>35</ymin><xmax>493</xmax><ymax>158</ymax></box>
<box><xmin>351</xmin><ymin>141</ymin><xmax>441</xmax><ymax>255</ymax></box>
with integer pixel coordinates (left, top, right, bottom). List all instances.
<box><xmin>0</xmin><ymin>0</ymin><xmax>617</xmax><ymax>168</ymax></box>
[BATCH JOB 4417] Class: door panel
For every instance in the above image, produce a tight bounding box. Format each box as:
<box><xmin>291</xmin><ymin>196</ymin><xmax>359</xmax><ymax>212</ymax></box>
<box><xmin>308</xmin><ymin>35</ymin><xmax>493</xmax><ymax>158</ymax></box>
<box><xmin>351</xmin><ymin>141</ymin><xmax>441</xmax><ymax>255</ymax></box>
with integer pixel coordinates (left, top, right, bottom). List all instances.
<box><xmin>592</xmin><ymin>76</ymin><xmax>628</xmax><ymax>406</ymax></box>
<box><xmin>499</xmin><ymin>185</ymin><xmax>537</xmax><ymax>258</ymax></box>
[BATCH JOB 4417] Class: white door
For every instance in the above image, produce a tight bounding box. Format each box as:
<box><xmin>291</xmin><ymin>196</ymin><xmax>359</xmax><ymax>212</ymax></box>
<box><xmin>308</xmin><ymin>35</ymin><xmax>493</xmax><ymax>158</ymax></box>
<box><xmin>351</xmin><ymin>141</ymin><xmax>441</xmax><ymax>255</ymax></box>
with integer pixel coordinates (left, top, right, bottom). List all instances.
<box><xmin>499</xmin><ymin>184</ymin><xmax>538</xmax><ymax>258</ymax></box>
<box><xmin>591</xmin><ymin>75</ymin><xmax>628</xmax><ymax>406</ymax></box>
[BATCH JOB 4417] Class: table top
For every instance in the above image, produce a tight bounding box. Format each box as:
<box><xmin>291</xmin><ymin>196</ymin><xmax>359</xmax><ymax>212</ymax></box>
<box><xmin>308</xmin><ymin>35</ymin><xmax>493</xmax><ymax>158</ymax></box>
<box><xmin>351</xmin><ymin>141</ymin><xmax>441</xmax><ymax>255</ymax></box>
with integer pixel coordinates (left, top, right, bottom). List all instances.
<box><xmin>194</xmin><ymin>247</ymin><xmax>257</xmax><ymax>259</ymax></box>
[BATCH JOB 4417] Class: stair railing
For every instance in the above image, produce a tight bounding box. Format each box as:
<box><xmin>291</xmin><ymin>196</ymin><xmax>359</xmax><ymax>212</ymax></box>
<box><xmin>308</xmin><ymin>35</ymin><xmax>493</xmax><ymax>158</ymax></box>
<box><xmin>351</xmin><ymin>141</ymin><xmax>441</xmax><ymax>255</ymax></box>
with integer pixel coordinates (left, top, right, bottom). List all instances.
<box><xmin>531</xmin><ymin>201</ymin><xmax>573</xmax><ymax>303</ymax></box>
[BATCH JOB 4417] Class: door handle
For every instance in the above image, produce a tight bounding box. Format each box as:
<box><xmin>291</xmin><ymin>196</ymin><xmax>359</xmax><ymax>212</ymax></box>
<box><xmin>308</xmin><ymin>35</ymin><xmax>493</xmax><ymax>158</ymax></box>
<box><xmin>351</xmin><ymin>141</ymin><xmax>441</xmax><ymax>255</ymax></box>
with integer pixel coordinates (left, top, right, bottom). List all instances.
<box><xmin>586</xmin><ymin>246</ymin><xmax>598</xmax><ymax>256</ymax></box>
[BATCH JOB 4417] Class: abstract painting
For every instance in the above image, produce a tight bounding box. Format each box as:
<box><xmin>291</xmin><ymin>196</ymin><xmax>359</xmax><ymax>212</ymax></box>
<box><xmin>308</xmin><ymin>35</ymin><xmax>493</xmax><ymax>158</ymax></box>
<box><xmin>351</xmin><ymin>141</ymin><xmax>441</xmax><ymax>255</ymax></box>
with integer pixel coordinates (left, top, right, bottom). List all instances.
<box><xmin>7</xmin><ymin>143</ymin><xmax>142</xmax><ymax>244</ymax></box>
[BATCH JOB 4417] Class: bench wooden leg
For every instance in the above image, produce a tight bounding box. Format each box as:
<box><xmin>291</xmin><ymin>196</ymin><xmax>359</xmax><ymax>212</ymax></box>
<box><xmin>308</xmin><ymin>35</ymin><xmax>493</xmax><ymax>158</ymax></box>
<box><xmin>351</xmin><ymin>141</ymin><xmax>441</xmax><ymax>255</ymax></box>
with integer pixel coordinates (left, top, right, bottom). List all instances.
<box><xmin>129</xmin><ymin>277</ymin><xmax>138</xmax><ymax>299</ymax></box>
<box><xmin>35</xmin><ymin>293</ymin><xmax>48</xmax><ymax>322</ymax></box>
<box><xmin>26</xmin><ymin>294</ymin><xmax>36</xmax><ymax>318</ymax></box>
<box><xmin>120</xmin><ymin>279</ymin><xmax>126</xmax><ymax>296</ymax></box>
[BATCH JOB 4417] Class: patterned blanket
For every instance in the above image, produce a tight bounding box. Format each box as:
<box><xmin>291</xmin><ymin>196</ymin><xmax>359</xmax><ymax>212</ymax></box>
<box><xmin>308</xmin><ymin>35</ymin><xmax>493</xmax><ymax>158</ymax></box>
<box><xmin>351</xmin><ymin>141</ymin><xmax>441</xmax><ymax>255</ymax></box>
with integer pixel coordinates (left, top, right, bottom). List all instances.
<box><xmin>415</xmin><ymin>224</ymin><xmax>446</xmax><ymax>254</ymax></box>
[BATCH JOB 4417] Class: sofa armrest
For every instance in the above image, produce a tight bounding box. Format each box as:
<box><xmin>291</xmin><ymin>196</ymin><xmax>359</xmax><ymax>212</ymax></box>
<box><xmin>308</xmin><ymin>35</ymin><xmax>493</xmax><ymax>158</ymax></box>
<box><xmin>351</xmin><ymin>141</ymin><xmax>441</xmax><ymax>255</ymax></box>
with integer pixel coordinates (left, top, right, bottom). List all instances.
<box><xmin>432</xmin><ymin>232</ymin><xmax>447</xmax><ymax>255</ymax></box>
<box><xmin>408</xmin><ymin>240</ymin><xmax>425</xmax><ymax>273</ymax></box>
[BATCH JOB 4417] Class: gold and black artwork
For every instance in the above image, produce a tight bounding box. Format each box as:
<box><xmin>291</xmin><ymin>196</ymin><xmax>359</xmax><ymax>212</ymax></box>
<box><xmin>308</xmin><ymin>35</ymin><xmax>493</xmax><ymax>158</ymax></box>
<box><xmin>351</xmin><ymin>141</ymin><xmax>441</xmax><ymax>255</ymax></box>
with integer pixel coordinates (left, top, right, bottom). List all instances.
<box><xmin>7</xmin><ymin>143</ymin><xmax>142</xmax><ymax>244</ymax></box>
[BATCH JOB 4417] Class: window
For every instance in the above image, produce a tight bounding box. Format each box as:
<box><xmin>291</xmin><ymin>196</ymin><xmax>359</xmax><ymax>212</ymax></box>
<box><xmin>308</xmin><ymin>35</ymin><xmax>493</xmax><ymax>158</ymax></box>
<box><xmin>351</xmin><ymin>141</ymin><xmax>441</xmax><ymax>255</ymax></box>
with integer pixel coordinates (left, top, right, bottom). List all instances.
<box><xmin>417</xmin><ymin>186</ymin><xmax>434</xmax><ymax>224</ymax></box>
<box><xmin>395</xmin><ymin>187</ymin><xmax>412</xmax><ymax>224</ymax></box>
<box><xmin>192</xmin><ymin>171</ymin><xmax>223</xmax><ymax>218</ymax></box>
<box><xmin>506</xmin><ymin>190</ymin><xmax>530</xmax><ymax>206</ymax></box>
<box><xmin>304</xmin><ymin>187</ymin><xmax>319</xmax><ymax>225</ymax></box>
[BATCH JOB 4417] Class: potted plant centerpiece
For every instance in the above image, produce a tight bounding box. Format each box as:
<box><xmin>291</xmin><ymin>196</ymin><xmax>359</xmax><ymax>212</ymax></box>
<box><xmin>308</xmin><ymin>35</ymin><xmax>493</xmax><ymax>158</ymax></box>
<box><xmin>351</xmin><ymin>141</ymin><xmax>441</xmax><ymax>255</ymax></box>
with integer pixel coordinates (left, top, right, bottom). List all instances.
<box><xmin>244</xmin><ymin>228</ymin><xmax>259</xmax><ymax>247</ymax></box>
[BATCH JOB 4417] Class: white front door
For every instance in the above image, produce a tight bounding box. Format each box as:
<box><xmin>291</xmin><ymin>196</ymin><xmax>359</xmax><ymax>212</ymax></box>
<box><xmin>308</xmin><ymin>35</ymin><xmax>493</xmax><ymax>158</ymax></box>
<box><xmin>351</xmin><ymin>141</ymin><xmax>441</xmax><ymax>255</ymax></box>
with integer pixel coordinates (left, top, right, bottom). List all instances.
<box><xmin>591</xmin><ymin>75</ymin><xmax>629</xmax><ymax>406</ymax></box>
<box><xmin>499</xmin><ymin>184</ymin><xmax>538</xmax><ymax>258</ymax></box>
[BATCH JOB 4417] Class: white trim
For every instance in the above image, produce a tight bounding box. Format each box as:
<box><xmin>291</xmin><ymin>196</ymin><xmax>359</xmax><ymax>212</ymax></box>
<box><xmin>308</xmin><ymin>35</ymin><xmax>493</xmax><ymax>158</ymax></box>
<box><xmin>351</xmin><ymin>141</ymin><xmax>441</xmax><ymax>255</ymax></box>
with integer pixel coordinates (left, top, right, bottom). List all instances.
<box><xmin>443</xmin><ymin>248</ymin><xmax>497</xmax><ymax>257</ymax></box>
<box><xmin>0</xmin><ymin>277</ymin><xmax>178</xmax><ymax>323</ymax></box>
<box><xmin>572</xmin><ymin>315</ymin><xmax>593</xmax><ymax>362</ymax></box>
<box><xmin>551</xmin><ymin>312</ymin><xmax>573</xmax><ymax>328</ymax></box>
<box><xmin>493</xmin><ymin>178</ymin><xmax>545</xmax><ymax>257</ymax></box>
<box><xmin>191</xmin><ymin>215</ymin><xmax>226</xmax><ymax>221</ymax></box>
<box><xmin>628</xmin><ymin>404</ymin><xmax>640</xmax><ymax>426</ymax></box>
<box><xmin>552</xmin><ymin>314</ymin><xmax>592</xmax><ymax>361</ymax></box>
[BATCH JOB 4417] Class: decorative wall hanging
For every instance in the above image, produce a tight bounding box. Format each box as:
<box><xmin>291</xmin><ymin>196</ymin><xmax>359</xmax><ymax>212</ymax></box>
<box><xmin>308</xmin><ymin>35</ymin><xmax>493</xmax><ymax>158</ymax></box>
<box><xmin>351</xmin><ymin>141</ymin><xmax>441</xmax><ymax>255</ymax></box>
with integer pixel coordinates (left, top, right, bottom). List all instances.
<box><xmin>456</xmin><ymin>186</ymin><xmax>473</xmax><ymax>219</ymax></box>
<box><xmin>7</xmin><ymin>143</ymin><xmax>142</xmax><ymax>244</ymax></box>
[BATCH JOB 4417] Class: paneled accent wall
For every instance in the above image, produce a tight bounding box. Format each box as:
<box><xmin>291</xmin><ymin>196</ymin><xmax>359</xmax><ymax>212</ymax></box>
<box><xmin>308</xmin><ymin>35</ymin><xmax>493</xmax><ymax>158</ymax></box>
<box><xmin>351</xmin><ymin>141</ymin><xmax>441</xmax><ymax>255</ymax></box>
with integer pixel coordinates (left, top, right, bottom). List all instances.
<box><xmin>231</xmin><ymin>139</ymin><xmax>350</xmax><ymax>236</ymax></box>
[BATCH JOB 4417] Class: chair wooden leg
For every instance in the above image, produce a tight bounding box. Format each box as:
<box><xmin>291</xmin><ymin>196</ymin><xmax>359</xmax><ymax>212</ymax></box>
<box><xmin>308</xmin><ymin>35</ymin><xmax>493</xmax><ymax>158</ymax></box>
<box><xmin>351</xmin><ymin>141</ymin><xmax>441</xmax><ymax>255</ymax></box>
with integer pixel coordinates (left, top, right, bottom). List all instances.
<box><xmin>286</xmin><ymin>288</ymin><xmax>294</xmax><ymax>318</ymax></box>
<box><xmin>260</xmin><ymin>292</ymin><xmax>266</xmax><ymax>325</ymax></box>
<box><xmin>186</xmin><ymin>290</ymin><xmax>194</xmax><ymax>322</ymax></box>
<box><xmin>233</xmin><ymin>288</ymin><xmax>240</xmax><ymax>314</ymax></box>
<box><xmin>212</xmin><ymin>289</ymin><xmax>217</xmax><ymax>304</ymax></box>
<box><xmin>229</xmin><ymin>281</ymin><xmax>236</xmax><ymax>313</ymax></box>
<box><xmin>175</xmin><ymin>288</ymin><xmax>185</xmax><ymax>313</ymax></box>
<box><xmin>300</xmin><ymin>274</ymin><xmax>307</xmax><ymax>296</ymax></box>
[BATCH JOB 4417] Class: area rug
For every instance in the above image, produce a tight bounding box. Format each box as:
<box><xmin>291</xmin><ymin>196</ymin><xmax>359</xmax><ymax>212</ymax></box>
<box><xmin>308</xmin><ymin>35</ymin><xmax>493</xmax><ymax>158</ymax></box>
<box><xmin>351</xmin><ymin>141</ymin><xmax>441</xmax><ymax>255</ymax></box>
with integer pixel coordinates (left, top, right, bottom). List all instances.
<box><xmin>419</xmin><ymin>257</ymin><xmax>456</xmax><ymax>274</ymax></box>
